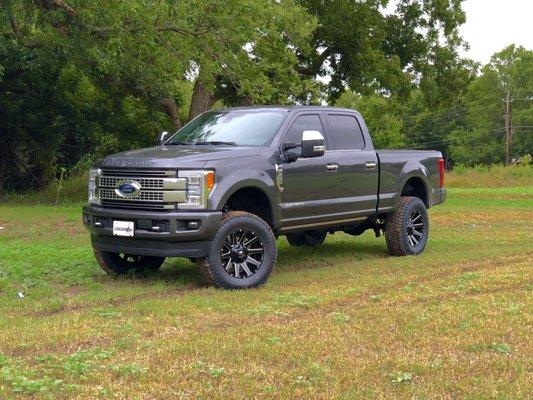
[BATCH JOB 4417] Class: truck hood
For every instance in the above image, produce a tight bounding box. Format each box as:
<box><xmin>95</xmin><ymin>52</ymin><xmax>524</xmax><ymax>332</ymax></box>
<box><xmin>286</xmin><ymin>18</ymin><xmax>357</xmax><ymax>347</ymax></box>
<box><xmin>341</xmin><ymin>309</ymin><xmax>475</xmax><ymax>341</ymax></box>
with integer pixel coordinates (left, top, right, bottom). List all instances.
<box><xmin>98</xmin><ymin>145</ymin><xmax>261</xmax><ymax>169</ymax></box>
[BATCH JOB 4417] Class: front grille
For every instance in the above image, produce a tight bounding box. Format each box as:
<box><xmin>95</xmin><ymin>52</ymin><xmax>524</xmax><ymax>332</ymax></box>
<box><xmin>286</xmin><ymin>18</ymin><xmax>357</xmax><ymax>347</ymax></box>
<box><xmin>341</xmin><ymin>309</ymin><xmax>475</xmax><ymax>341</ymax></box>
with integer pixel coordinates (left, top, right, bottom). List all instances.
<box><xmin>99</xmin><ymin>176</ymin><xmax>164</xmax><ymax>189</ymax></box>
<box><xmin>97</xmin><ymin>168</ymin><xmax>186</xmax><ymax>210</ymax></box>
<box><xmin>99</xmin><ymin>188</ymin><xmax>164</xmax><ymax>202</ymax></box>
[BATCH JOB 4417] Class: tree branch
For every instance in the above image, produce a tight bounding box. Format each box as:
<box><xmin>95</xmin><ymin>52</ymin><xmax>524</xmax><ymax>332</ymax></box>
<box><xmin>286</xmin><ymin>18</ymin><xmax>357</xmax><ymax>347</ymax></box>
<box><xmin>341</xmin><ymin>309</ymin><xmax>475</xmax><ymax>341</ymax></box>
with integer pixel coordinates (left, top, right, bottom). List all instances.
<box><xmin>52</xmin><ymin>0</ymin><xmax>78</xmax><ymax>17</ymax></box>
<box><xmin>156</xmin><ymin>26</ymin><xmax>214</xmax><ymax>37</ymax></box>
<box><xmin>297</xmin><ymin>47</ymin><xmax>333</xmax><ymax>76</ymax></box>
<box><xmin>10</xmin><ymin>14</ymin><xmax>22</xmax><ymax>39</ymax></box>
<box><xmin>160</xmin><ymin>97</ymin><xmax>182</xmax><ymax>130</ymax></box>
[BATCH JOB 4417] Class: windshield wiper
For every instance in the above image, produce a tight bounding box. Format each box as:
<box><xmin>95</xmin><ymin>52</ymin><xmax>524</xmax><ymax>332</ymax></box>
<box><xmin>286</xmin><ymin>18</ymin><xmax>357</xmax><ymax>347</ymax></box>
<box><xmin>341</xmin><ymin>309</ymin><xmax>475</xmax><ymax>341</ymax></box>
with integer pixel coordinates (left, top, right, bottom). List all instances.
<box><xmin>193</xmin><ymin>141</ymin><xmax>237</xmax><ymax>146</ymax></box>
<box><xmin>165</xmin><ymin>141</ymin><xmax>192</xmax><ymax>145</ymax></box>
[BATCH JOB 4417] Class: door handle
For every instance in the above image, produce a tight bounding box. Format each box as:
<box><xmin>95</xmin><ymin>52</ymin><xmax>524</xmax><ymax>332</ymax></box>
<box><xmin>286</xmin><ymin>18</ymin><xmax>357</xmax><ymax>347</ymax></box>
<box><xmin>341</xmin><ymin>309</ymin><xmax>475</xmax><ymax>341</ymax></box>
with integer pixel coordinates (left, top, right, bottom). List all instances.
<box><xmin>326</xmin><ymin>163</ymin><xmax>339</xmax><ymax>172</ymax></box>
<box><xmin>364</xmin><ymin>161</ymin><xmax>377</xmax><ymax>170</ymax></box>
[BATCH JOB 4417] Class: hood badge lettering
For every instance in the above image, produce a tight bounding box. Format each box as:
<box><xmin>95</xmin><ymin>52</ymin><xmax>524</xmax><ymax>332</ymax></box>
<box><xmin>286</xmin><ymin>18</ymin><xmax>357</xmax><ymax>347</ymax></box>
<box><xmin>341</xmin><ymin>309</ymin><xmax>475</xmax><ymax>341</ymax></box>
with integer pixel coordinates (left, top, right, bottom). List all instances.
<box><xmin>104</xmin><ymin>159</ymin><xmax>158</xmax><ymax>167</ymax></box>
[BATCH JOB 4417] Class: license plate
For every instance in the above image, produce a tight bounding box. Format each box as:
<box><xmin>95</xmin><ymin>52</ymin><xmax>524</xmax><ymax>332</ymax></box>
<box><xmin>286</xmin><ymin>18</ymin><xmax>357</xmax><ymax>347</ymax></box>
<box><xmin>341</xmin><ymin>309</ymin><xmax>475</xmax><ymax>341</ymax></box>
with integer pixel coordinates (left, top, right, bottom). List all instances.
<box><xmin>113</xmin><ymin>221</ymin><xmax>134</xmax><ymax>237</ymax></box>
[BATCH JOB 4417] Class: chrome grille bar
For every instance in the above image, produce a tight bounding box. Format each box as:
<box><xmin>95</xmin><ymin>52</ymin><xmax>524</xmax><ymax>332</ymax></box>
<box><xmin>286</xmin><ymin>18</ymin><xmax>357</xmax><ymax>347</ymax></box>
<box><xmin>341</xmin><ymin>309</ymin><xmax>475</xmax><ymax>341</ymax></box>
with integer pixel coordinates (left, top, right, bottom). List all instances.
<box><xmin>98</xmin><ymin>188</ymin><xmax>186</xmax><ymax>203</ymax></box>
<box><xmin>97</xmin><ymin>168</ymin><xmax>187</xmax><ymax>210</ymax></box>
<box><xmin>98</xmin><ymin>176</ymin><xmax>186</xmax><ymax>190</ymax></box>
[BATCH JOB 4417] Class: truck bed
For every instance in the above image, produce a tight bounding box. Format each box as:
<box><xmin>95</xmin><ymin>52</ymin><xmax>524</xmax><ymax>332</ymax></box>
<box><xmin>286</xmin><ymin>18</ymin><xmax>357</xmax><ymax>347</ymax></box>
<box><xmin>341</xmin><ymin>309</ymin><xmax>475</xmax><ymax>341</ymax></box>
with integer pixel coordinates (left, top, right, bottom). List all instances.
<box><xmin>376</xmin><ymin>150</ymin><xmax>444</xmax><ymax>214</ymax></box>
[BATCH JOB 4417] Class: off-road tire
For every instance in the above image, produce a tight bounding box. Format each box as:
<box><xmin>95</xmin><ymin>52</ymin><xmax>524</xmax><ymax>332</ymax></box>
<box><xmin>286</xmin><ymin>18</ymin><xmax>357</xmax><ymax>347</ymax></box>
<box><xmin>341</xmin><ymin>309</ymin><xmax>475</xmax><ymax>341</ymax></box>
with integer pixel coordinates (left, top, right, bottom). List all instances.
<box><xmin>385</xmin><ymin>196</ymin><xmax>429</xmax><ymax>256</ymax></box>
<box><xmin>94</xmin><ymin>248</ymin><xmax>165</xmax><ymax>275</ymax></box>
<box><xmin>196</xmin><ymin>211</ymin><xmax>277</xmax><ymax>289</ymax></box>
<box><xmin>286</xmin><ymin>230</ymin><xmax>327</xmax><ymax>247</ymax></box>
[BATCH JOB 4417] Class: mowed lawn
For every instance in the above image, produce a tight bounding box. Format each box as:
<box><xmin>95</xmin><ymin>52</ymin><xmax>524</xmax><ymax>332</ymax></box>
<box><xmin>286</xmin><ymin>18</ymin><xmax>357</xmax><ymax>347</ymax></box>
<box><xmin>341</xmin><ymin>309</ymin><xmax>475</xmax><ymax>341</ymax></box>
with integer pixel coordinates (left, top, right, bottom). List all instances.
<box><xmin>0</xmin><ymin>187</ymin><xmax>531</xmax><ymax>399</ymax></box>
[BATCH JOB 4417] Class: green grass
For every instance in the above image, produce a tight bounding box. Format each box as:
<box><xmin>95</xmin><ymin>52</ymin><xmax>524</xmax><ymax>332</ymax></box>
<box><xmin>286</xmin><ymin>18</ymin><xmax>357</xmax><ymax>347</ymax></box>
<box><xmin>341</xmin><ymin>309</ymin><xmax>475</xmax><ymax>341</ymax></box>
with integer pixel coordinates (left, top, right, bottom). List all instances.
<box><xmin>0</xmin><ymin>186</ymin><xmax>532</xmax><ymax>398</ymax></box>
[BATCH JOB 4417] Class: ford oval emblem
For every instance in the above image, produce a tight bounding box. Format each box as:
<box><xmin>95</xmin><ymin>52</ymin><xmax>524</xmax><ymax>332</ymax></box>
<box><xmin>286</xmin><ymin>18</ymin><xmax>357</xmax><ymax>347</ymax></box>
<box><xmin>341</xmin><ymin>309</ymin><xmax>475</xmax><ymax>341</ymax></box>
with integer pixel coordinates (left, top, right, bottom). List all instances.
<box><xmin>115</xmin><ymin>180</ymin><xmax>141</xmax><ymax>198</ymax></box>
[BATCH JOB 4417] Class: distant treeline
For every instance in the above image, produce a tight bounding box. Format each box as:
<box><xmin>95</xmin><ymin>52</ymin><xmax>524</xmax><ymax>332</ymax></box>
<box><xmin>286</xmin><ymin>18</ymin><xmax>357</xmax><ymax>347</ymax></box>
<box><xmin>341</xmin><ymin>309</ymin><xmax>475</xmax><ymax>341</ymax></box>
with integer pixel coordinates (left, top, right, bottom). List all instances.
<box><xmin>0</xmin><ymin>1</ymin><xmax>531</xmax><ymax>192</ymax></box>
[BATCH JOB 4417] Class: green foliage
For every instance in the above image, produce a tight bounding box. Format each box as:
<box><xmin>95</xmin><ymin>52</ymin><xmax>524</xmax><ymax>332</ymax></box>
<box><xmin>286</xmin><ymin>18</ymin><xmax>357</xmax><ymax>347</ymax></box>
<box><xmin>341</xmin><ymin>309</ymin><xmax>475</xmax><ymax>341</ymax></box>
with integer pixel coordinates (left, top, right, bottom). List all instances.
<box><xmin>0</xmin><ymin>0</ymin><xmax>318</xmax><ymax>192</ymax></box>
<box><xmin>390</xmin><ymin>372</ymin><xmax>413</xmax><ymax>383</ymax></box>
<box><xmin>0</xmin><ymin>0</ymin><xmax>531</xmax><ymax>193</ymax></box>
<box><xmin>490</xmin><ymin>342</ymin><xmax>512</xmax><ymax>355</ymax></box>
<box><xmin>335</xmin><ymin>91</ymin><xmax>405</xmax><ymax>148</ymax></box>
<box><xmin>299</xmin><ymin>0</ymin><xmax>468</xmax><ymax>101</ymax></box>
<box><xmin>447</xmin><ymin>46</ymin><xmax>533</xmax><ymax>166</ymax></box>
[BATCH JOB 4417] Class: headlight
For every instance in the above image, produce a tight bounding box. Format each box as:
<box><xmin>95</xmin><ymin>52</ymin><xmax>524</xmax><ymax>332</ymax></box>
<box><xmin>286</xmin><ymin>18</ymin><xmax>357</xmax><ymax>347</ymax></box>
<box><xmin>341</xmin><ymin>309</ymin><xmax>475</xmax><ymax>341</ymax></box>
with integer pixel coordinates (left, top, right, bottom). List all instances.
<box><xmin>88</xmin><ymin>168</ymin><xmax>101</xmax><ymax>205</ymax></box>
<box><xmin>178</xmin><ymin>170</ymin><xmax>215</xmax><ymax>209</ymax></box>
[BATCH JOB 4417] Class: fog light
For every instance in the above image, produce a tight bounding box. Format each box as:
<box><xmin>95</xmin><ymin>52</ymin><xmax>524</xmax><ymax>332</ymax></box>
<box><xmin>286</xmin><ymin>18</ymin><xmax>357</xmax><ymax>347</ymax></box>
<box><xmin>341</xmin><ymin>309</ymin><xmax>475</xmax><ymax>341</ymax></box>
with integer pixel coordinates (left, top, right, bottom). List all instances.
<box><xmin>187</xmin><ymin>221</ymin><xmax>200</xmax><ymax>230</ymax></box>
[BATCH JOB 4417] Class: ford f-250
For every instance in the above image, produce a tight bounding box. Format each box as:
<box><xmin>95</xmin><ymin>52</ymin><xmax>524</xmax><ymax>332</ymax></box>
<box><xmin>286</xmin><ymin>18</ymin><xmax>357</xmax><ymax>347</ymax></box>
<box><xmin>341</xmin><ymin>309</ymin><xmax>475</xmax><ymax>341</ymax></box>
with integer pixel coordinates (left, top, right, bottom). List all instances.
<box><xmin>83</xmin><ymin>106</ymin><xmax>446</xmax><ymax>289</ymax></box>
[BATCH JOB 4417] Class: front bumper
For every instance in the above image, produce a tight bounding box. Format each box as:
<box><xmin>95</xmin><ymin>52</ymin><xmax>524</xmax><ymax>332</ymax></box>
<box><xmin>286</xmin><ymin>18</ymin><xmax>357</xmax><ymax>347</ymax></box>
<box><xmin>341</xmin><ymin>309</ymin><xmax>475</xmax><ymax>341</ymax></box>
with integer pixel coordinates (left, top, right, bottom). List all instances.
<box><xmin>82</xmin><ymin>205</ymin><xmax>222</xmax><ymax>257</ymax></box>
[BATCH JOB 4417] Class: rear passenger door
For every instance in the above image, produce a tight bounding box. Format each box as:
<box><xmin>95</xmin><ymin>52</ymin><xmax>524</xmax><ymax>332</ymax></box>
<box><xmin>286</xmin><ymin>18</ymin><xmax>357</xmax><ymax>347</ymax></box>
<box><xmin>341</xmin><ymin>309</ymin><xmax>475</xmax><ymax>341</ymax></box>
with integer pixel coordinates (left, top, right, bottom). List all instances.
<box><xmin>324</xmin><ymin>113</ymin><xmax>379</xmax><ymax>216</ymax></box>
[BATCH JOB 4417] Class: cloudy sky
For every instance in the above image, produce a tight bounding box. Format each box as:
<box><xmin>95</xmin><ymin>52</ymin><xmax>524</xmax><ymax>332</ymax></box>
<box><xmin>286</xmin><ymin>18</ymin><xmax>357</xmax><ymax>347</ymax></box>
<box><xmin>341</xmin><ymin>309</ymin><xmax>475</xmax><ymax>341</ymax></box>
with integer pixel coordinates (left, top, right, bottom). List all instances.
<box><xmin>459</xmin><ymin>0</ymin><xmax>533</xmax><ymax>64</ymax></box>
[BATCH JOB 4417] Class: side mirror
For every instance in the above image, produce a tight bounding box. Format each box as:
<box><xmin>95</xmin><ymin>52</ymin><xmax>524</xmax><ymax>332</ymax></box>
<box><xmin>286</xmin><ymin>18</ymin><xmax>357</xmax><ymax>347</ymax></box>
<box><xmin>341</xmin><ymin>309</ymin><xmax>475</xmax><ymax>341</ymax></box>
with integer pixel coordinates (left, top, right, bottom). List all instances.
<box><xmin>157</xmin><ymin>131</ymin><xmax>170</xmax><ymax>146</ymax></box>
<box><xmin>301</xmin><ymin>130</ymin><xmax>325</xmax><ymax>158</ymax></box>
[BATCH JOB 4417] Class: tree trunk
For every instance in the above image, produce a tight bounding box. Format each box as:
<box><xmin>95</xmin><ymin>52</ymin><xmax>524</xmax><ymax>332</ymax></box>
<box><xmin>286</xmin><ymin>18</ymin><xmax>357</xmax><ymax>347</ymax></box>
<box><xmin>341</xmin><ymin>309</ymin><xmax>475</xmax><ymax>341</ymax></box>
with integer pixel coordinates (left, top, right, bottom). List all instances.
<box><xmin>188</xmin><ymin>80</ymin><xmax>215</xmax><ymax>121</ymax></box>
<box><xmin>160</xmin><ymin>97</ymin><xmax>182</xmax><ymax>130</ymax></box>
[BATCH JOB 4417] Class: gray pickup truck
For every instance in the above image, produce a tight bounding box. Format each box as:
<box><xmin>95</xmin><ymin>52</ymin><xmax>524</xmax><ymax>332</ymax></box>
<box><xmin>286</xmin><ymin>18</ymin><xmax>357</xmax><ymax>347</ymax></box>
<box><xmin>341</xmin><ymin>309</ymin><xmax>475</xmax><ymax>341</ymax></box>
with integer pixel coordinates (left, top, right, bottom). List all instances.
<box><xmin>83</xmin><ymin>106</ymin><xmax>446</xmax><ymax>288</ymax></box>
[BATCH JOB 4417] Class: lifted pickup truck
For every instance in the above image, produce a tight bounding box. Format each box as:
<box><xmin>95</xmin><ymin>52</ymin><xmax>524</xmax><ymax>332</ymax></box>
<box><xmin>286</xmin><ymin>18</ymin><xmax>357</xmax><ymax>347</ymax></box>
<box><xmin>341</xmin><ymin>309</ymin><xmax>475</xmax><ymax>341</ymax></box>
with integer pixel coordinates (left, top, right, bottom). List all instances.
<box><xmin>83</xmin><ymin>106</ymin><xmax>446</xmax><ymax>288</ymax></box>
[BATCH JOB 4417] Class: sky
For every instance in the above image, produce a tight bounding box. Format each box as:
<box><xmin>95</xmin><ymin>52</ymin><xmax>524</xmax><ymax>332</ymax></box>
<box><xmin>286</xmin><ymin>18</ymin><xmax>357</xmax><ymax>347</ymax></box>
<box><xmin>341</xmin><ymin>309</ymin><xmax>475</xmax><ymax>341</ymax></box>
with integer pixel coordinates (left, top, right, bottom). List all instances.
<box><xmin>459</xmin><ymin>0</ymin><xmax>533</xmax><ymax>64</ymax></box>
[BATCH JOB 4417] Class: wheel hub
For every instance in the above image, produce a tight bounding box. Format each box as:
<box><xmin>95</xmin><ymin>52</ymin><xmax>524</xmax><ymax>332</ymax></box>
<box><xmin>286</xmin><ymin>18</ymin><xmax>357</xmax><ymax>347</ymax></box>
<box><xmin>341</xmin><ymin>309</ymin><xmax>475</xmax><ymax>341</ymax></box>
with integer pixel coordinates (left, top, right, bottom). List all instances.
<box><xmin>230</xmin><ymin>243</ymin><xmax>248</xmax><ymax>262</ymax></box>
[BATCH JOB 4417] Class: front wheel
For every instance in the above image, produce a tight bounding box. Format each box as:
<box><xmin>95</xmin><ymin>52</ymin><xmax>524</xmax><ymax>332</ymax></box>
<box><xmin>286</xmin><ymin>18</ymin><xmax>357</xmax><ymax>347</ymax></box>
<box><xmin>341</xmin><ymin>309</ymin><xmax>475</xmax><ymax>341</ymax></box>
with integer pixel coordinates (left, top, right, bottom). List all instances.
<box><xmin>93</xmin><ymin>249</ymin><xmax>165</xmax><ymax>274</ymax></box>
<box><xmin>196</xmin><ymin>211</ymin><xmax>277</xmax><ymax>289</ymax></box>
<box><xmin>385</xmin><ymin>196</ymin><xmax>429</xmax><ymax>256</ymax></box>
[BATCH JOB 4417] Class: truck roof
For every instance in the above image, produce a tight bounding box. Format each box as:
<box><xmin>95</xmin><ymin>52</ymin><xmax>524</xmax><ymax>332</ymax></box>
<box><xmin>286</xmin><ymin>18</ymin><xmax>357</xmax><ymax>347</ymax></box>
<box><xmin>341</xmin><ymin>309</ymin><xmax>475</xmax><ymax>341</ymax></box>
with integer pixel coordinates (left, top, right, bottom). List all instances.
<box><xmin>219</xmin><ymin>105</ymin><xmax>359</xmax><ymax>114</ymax></box>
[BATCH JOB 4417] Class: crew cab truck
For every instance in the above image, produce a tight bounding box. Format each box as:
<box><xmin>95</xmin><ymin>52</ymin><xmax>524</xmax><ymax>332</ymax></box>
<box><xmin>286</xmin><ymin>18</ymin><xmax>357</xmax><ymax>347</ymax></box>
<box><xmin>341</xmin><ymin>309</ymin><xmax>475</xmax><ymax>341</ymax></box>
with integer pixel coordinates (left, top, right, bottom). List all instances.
<box><xmin>83</xmin><ymin>106</ymin><xmax>446</xmax><ymax>289</ymax></box>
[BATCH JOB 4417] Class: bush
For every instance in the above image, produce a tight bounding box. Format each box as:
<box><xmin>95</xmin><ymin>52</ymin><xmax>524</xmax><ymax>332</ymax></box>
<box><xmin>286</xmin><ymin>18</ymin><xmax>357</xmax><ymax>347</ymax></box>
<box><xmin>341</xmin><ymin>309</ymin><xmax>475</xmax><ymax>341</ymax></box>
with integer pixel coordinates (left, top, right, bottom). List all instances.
<box><xmin>0</xmin><ymin>173</ymin><xmax>87</xmax><ymax>205</ymax></box>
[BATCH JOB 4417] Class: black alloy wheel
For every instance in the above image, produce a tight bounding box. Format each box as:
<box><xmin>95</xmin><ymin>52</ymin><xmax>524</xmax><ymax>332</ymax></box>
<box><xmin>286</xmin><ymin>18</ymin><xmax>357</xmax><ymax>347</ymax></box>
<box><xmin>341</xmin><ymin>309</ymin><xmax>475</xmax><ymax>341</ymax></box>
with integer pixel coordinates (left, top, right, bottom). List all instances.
<box><xmin>196</xmin><ymin>211</ymin><xmax>277</xmax><ymax>289</ymax></box>
<box><xmin>220</xmin><ymin>229</ymin><xmax>264</xmax><ymax>279</ymax></box>
<box><xmin>385</xmin><ymin>196</ymin><xmax>429</xmax><ymax>256</ymax></box>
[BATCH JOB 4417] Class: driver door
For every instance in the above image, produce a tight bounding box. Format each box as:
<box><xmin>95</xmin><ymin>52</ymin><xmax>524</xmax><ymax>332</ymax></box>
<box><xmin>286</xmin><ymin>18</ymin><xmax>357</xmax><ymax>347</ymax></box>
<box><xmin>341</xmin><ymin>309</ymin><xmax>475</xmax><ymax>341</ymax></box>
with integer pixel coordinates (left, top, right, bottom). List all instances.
<box><xmin>280</xmin><ymin>113</ymin><xmax>342</xmax><ymax>227</ymax></box>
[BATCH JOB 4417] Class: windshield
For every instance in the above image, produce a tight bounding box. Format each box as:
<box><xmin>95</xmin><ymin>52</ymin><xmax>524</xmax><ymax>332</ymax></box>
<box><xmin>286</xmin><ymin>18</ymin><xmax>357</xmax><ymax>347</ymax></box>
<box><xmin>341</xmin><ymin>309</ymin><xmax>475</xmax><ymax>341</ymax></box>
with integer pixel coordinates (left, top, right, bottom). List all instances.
<box><xmin>165</xmin><ymin>110</ymin><xmax>287</xmax><ymax>146</ymax></box>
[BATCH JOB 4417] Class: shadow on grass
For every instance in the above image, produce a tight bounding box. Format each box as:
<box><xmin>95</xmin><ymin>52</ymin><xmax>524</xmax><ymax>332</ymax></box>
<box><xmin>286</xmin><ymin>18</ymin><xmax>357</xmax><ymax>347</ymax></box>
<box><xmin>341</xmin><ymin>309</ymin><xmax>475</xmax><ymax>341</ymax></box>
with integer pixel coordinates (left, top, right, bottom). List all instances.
<box><xmin>277</xmin><ymin>238</ymin><xmax>388</xmax><ymax>269</ymax></box>
<box><xmin>113</xmin><ymin>237</ymin><xmax>389</xmax><ymax>287</ymax></box>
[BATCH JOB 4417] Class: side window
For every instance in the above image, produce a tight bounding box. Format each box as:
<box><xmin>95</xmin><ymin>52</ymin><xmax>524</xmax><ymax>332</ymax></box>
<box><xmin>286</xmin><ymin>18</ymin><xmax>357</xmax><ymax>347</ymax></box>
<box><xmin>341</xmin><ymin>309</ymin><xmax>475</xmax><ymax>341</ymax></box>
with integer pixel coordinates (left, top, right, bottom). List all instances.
<box><xmin>327</xmin><ymin>115</ymin><xmax>365</xmax><ymax>150</ymax></box>
<box><xmin>283</xmin><ymin>114</ymin><xmax>325</xmax><ymax>145</ymax></box>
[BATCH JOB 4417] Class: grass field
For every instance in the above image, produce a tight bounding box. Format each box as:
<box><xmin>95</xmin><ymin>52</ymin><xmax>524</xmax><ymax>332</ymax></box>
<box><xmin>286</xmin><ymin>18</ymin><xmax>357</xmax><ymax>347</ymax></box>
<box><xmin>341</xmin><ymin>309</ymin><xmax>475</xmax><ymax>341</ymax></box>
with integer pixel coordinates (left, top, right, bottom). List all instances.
<box><xmin>0</xmin><ymin>185</ymin><xmax>531</xmax><ymax>399</ymax></box>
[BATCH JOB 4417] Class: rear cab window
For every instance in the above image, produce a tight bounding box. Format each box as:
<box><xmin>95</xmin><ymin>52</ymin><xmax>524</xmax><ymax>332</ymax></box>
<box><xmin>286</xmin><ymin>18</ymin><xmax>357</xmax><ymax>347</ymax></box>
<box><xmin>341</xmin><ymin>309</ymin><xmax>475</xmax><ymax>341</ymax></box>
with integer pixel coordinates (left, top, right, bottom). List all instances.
<box><xmin>326</xmin><ymin>114</ymin><xmax>366</xmax><ymax>150</ymax></box>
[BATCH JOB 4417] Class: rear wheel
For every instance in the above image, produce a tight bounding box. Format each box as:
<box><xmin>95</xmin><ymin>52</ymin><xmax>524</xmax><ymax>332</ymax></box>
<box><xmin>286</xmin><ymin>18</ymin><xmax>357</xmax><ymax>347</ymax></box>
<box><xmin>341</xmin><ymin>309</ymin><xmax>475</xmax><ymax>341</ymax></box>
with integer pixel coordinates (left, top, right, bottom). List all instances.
<box><xmin>93</xmin><ymin>249</ymin><xmax>165</xmax><ymax>274</ymax></box>
<box><xmin>196</xmin><ymin>211</ymin><xmax>277</xmax><ymax>289</ymax></box>
<box><xmin>385</xmin><ymin>196</ymin><xmax>429</xmax><ymax>256</ymax></box>
<box><xmin>286</xmin><ymin>230</ymin><xmax>327</xmax><ymax>247</ymax></box>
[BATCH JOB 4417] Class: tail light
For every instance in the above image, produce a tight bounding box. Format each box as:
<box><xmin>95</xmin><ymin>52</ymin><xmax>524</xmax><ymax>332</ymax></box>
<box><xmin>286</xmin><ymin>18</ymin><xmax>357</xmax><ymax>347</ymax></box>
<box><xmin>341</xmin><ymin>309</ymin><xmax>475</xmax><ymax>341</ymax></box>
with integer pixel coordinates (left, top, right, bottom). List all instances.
<box><xmin>438</xmin><ymin>158</ymin><xmax>445</xmax><ymax>188</ymax></box>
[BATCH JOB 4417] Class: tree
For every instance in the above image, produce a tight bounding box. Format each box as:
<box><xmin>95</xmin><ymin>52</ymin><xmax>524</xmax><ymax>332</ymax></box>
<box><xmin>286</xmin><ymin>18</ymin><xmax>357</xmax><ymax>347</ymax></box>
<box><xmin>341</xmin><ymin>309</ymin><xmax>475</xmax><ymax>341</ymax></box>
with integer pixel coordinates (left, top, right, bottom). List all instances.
<box><xmin>0</xmin><ymin>0</ymin><xmax>318</xmax><ymax>191</ymax></box>
<box><xmin>296</xmin><ymin>0</ymin><xmax>468</xmax><ymax>101</ymax></box>
<box><xmin>448</xmin><ymin>45</ymin><xmax>533</xmax><ymax>166</ymax></box>
<box><xmin>335</xmin><ymin>91</ymin><xmax>404</xmax><ymax>148</ymax></box>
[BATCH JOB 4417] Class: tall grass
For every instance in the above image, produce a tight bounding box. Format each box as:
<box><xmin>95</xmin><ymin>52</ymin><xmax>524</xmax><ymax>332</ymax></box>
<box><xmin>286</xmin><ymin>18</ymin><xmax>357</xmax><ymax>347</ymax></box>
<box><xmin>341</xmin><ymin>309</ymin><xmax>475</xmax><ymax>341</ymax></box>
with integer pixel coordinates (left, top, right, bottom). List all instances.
<box><xmin>446</xmin><ymin>164</ymin><xmax>532</xmax><ymax>188</ymax></box>
<box><xmin>0</xmin><ymin>173</ymin><xmax>87</xmax><ymax>205</ymax></box>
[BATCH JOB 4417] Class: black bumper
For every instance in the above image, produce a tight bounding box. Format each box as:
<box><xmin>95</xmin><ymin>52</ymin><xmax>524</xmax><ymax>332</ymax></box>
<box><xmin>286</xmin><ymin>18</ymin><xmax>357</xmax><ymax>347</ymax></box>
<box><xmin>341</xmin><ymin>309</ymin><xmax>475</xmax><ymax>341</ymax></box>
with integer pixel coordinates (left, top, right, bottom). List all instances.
<box><xmin>82</xmin><ymin>205</ymin><xmax>222</xmax><ymax>258</ymax></box>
